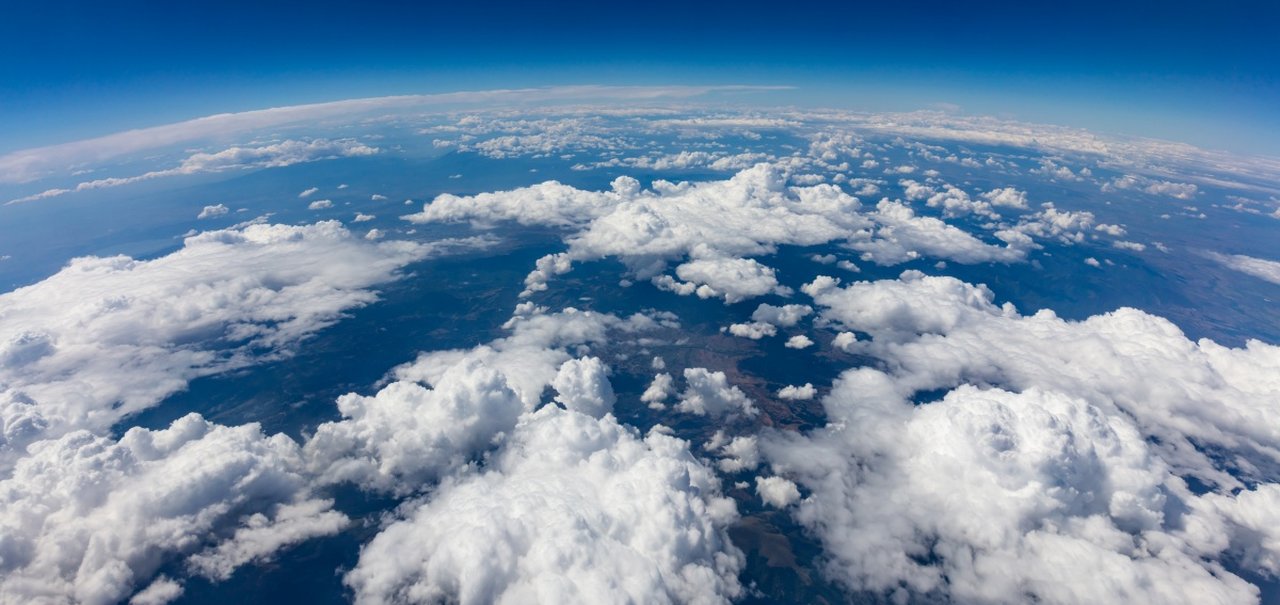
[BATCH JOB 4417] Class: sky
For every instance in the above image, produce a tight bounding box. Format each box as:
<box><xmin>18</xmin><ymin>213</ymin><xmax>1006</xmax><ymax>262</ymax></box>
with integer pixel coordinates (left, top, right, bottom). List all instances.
<box><xmin>3</xmin><ymin>0</ymin><xmax>1278</xmax><ymax>155</ymax></box>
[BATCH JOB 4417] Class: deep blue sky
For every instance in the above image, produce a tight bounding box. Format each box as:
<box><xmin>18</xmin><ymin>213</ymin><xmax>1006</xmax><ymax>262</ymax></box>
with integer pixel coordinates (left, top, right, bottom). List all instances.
<box><xmin>3</xmin><ymin>0</ymin><xmax>1278</xmax><ymax>155</ymax></box>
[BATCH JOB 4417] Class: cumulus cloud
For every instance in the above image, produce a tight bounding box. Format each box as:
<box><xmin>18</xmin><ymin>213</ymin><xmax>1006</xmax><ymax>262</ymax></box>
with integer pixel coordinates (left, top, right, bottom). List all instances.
<box><xmin>303</xmin><ymin>358</ymin><xmax>524</xmax><ymax>495</ymax></box>
<box><xmin>764</xmin><ymin>380</ymin><xmax>1263</xmax><ymax>604</ymax></box>
<box><xmin>308</xmin><ymin>199</ymin><xmax>334</xmax><ymax>210</ymax></box>
<box><xmin>661</xmin><ymin>255</ymin><xmax>790</xmax><ymax>304</ymax></box>
<box><xmin>710</xmin><ymin>432</ymin><xmax>760</xmax><ymax>473</ymax></box>
<box><xmin>0</xmin><ymin>414</ymin><xmax>342</xmax><ymax>604</ymax></box>
<box><xmin>1106</xmin><ymin>174</ymin><xmax>1199</xmax><ymax>200</ymax></box>
<box><xmin>392</xmin><ymin>306</ymin><xmax>672</xmax><ymax>412</ymax></box>
<box><xmin>751</xmin><ymin>303</ymin><xmax>812</xmax><ymax>327</ymax></box>
<box><xmin>128</xmin><ymin>577</ymin><xmax>183</xmax><ymax>605</ymax></box>
<box><xmin>776</xmin><ymin>383</ymin><xmax>816</xmax><ymax>400</ymax></box>
<box><xmin>784</xmin><ymin>335</ymin><xmax>814</xmax><ymax>349</ymax></box>
<box><xmin>406</xmin><ymin>165</ymin><xmax>1024</xmax><ymax>296</ymax></box>
<box><xmin>551</xmin><ymin>356</ymin><xmax>616</xmax><ymax>417</ymax></box>
<box><xmin>196</xmin><ymin>204</ymin><xmax>229</xmax><ymax>219</ymax></box>
<box><xmin>641</xmin><ymin>372</ymin><xmax>676</xmax><ymax>409</ymax></box>
<box><xmin>727</xmin><ymin>321</ymin><xmax>777</xmax><ymax>340</ymax></box>
<box><xmin>344</xmin><ymin>405</ymin><xmax>744</xmax><ymax>605</ymax></box>
<box><xmin>764</xmin><ymin>270</ymin><xmax>1280</xmax><ymax>602</ymax></box>
<box><xmin>0</xmin><ymin>221</ymin><xmax>484</xmax><ymax>466</ymax></box>
<box><xmin>676</xmin><ymin>368</ymin><xmax>758</xmax><ymax>417</ymax></box>
<box><xmin>755</xmin><ymin>476</ymin><xmax>800</xmax><ymax>508</ymax></box>
<box><xmin>187</xmin><ymin>498</ymin><xmax>349</xmax><ymax>581</ymax></box>
<box><xmin>981</xmin><ymin>186</ymin><xmax>1029</xmax><ymax>209</ymax></box>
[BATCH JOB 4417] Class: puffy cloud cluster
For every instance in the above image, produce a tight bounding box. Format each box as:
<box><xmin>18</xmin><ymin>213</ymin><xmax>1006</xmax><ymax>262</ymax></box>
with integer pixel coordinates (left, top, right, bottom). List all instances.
<box><xmin>345</xmin><ymin>405</ymin><xmax>744</xmax><ymax>605</ymax></box>
<box><xmin>995</xmin><ymin>202</ymin><xmax>1097</xmax><ymax>248</ymax></box>
<box><xmin>750</xmin><ymin>303</ymin><xmax>812</xmax><ymax>327</ymax></box>
<box><xmin>765</xmin><ymin>380</ymin><xmax>1262</xmax><ymax>604</ymax></box>
<box><xmin>760</xmin><ymin>270</ymin><xmax>1280</xmax><ymax>603</ymax></box>
<box><xmin>196</xmin><ymin>204</ymin><xmax>229</xmax><ymax>219</ymax></box>
<box><xmin>730</xmin><ymin>303</ymin><xmax>814</xmax><ymax>340</ymax></box>
<box><xmin>981</xmin><ymin>186</ymin><xmax>1029</xmax><ymax>209</ymax></box>
<box><xmin>900</xmin><ymin>180</ymin><xmax>999</xmax><ymax>219</ymax></box>
<box><xmin>1105</xmin><ymin>174</ymin><xmax>1199</xmax><ymax>200</ymax></box>
<box><xmin>654</xmin><ymin>255</ymin><xmax>790</xmax><ymax>304</ymax></box>
<box><xmin>641</xmin><ymin>372</ymin><xmax>676</xmax><ymax>408</ymax></box>
<box><xmin>0</xmin><ymin>221</ymin><xmax>475</xmax><ymax>467</ymax></box>
<box><xmin>551</xmin><ymin>356</ymin><xmax>616</xmax><ymax>417</ymax></box>
<box><xmin>406</xmin><ymin>165</ymin><xmax>1025</xmax><ymax>300</ymax></box>
<box><xmin>727</xmin><ymin>321</ymin><xmax>776</xmax><ymax>340</ymax></box>
<box><xmin>776</xmin><ymin>383</ymin><xmax>816</xmax><ymax>400</ymax></box>
<box><xmin>392</xmin><ymin>305</ymin><xmax>673</xmax><ymax>409</ymax></box>
<box><xmin>303</xmin><ymin>358</ymin><xmax>524</xmax><ymax>495</ymax></box>
<box><xmin>0</xmin><ymin>414</ymin><xmax>345</xmax><ymax>604</ymax></box>
<box><xmin>676</xmin><ymin>368</ymin><xmax>758</xmax><ymax>418</ymax></box>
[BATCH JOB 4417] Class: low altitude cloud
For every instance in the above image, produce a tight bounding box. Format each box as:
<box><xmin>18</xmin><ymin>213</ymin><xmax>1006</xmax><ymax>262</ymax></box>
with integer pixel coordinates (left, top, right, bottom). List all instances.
<box><xmin>407</xmin><ymin>164</ymin><xmax>1026</xmax><ymax>303</ymax></box>
<box><xmin>345</xmin><ymin>405</ymin><xmax>744</xmax><ymax>605</ymax></box>
<box><xmin>0</xmin><ymin>221</ymin><xmax>486</xmax><ymax>469</ymax></box>
<box><xmin>758</xmin><ymin>270</ymin><xmax>1280</xmax><ymax>603</ymax></box>
<box><xmin>0</xmin><ymin>414</ymin><xmax>345</xmax><ymax>605</ymax></box>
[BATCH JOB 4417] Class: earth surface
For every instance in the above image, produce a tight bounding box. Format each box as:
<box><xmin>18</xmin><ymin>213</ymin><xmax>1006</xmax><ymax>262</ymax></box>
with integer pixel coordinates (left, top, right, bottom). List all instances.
<box><xmin>2</xmin><ymin>94</ymin><xmax>1279</xmax><ymax>604</ymax></box>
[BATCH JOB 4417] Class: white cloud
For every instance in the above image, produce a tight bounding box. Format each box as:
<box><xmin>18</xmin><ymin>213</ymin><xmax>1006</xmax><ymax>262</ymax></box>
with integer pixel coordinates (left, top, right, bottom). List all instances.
<box><xmin>831</xmin><ymin>331</ymin><xmax>857</xmax><ymax>352</ymax></box>
<box><xmin>727</xmin><ymin>321</ymin><xmax>777</xmax><ymax>340</ymax></box>
<box><xmin>855</xmin><ymin>199</ymin><xmax>1023</xmax><ymax>265</ymax></box>
<box><xmin>755</xmin><ymin>476</ymin><xmax>800</xmax><ymax>508</ymax></box>
<box><xmin>187</xmin><ymin>498</ymin><xmax>349</xmax><ymax>581</ymax></box>
<box><xmin>804</xmin><ymin>273</ymin><xmax>1280</xmax><ymax>481</ymax></box>
<box><xmin>713</xmin><ymin>434</ymin><xmax>760</xmax><ymax>473</ymax></box>
<box><xmin>298</xmin><ymin>187</ymin><xmax>320</xmax><ymax>199</ymax></box>
<box><xmin>196</xmin><ymin>204</ymin><xmax>229</xmax><ymax>219</ymax></box>
<box><xmin>665</xmin><ymin>256</ymin><xmax>790</xmax><ymax>304</ymax></box>
<box><xmin>763</xmin><ymin>380</ymin><xmax>1264</xmax><ymax>604</ymax></box>
<box><xmin>0</xmin><ymin>414</ymin><xmax>341</xmax><ymax>605</ymax></box>
<box><xmin>308</xmin><ymin>199</ymin><xmax>334</xmax><ymax>210</ymax></box>
<box><xmin>1106</xmin><ymin>174</ymin><xmax>1199</xmax><ymax>200</ymax></box>
<box><xmin>1095</xmin><ymin>223</ymin><xmax>1127</xmax><ymax>237</ymax></box>
<box><xmin>981</xmin><ymin>187</ymin><xmax>1029</xmax><ymax>209</ymax></box>
<box><xmin>128</xmin><ymin>577</ymin><xmax>183</xmax><ymax>605</ymax></box>
<box><xmin>353</xmin><ymin>212</ymin><xmax>375</xmax><ymax>222</ymax></box>
<box><xmin>0</xmin><ymin>86</ymin><xmax>787</xmax><ymax>184</ymax></box>
<box><xmin>676</xmin><ymin>368</ymin><xmax>758</xmax><ymax>417</ymax></box>
<box><xmin>551</xmin><ymin>356</ymin><xmax>616</xmax><ymax>418</ymax></box>
<box><xmin>9</xmin><ymin>140</ymin><xmax>378</xmax><ymax>204</ymax></box>
<box><xmin>393</xmin><ymin>306</ymin><xmax>672</xmax><ymax>412</ymax></box>
<box><xmin>0</xmin><ymin>221</ymin><xmax>474</xmax><ymax>466</ymax></box>
<box><xmin>641</xmin><ymin>372</ymin><xmax>675</xmax><ymax>409</ymax></box>
<box><xmin>406</xmin><ymin>165</ymin><xmax>1024</xmax><ymax>297</ymax></box>
<box><xmin>784</xmin><ymin>335</ymin><xmax>814</xmax><ymax>349</ymax></box>
<box><xmin>1204</xmin><ymin>251</ymin><xmax>1280</xmax><ymax>286</ymax></box>
<box><xmin>777</xmin><ymin>383</ymin><xmax>816</xmax><ymax>400</ymax></box>
<box><xmin>767</xmin><ymin>270</ymin><xmax>1280</xmax><ymax>601</ymax></box>
<box><xmin>751</xmin><ymin>303</ymin><xmax>812</xmax><ymax>327</ymax></box>
<box><xmin>303</xmin><ymin>358</ymin><xmax>524</xmax><ymax>495</ymax></box>
<box><xmin>344</xmin><ymin>405</ymin><xmax>744</xmax><ymax>605</ymax></box>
